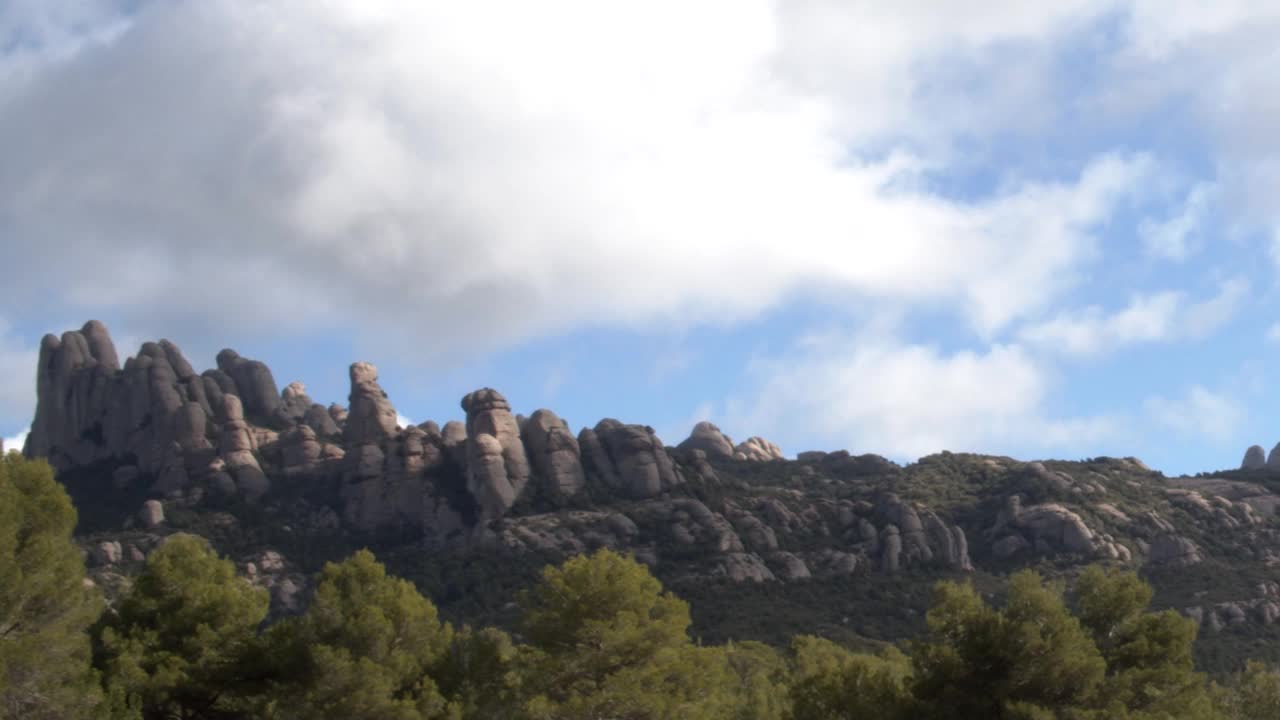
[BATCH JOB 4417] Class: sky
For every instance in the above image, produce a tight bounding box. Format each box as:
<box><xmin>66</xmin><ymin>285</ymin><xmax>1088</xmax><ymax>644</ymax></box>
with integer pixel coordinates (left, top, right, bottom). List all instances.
<box><xmin>2</xmin><ymin>1</ymin><xmax>1280</xmax><ymax>475</ymax></box>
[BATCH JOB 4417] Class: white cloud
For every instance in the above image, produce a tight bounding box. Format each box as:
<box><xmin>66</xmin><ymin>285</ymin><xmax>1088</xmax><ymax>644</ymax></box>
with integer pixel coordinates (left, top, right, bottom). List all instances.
<box><xmin>1019</xmin><ymin>278</ymin><xmax>1249</xmax><ymax>357</ymax></box>
<box><xmin>0</xmin><ymin>1</ymin><xmax>1159</xmax><ymax>361</ymax></box>
<box><xmin>1139</xmin><ymin>183</ymin><xmax>1215</xmax><ymax>261</ymax></box>
<box><xmin>395</xmin><ymin>412</ymin><xmax>413</xmax><ymax>429</ymax></box>
<box><xmin>734</xmin><ymin>332</ymin><xmax>1117</xmax><ymax>460</ymax></box>
<box><xmin>1145</xmin><ymin>385</ymin><xmax>1242</xmax><ymax>443</ymax></box>
<box><xmin>2</xmin><ymin>427</ymin><xmax>28</xmax><ymax>454</ymax></box>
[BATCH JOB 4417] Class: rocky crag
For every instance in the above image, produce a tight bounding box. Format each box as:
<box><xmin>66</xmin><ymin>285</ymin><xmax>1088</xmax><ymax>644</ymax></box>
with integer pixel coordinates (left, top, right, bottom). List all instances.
<box><xmin>23</xmin><ymin>321</ymin><xmax>1280</xmax><ymax>670</ymax></box>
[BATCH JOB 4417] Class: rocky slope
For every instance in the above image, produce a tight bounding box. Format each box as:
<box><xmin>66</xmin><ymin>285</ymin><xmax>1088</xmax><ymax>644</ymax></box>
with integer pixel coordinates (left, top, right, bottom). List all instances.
<box><xmin>22</xmin><ymin>321</ymin><xmax>1280</xmax><ymax>671</ymax></box>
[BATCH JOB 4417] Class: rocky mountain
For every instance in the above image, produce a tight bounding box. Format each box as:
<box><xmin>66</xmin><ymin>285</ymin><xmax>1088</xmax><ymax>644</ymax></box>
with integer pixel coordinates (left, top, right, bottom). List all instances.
<box><xmin>22</xmin><ymin>321</ymin><xmax>1280</xmax><ymax>672</ymax></box>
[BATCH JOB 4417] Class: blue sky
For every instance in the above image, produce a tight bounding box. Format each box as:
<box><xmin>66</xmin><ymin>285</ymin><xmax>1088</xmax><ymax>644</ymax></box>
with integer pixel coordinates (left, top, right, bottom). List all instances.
<box><xmin>3</xmin><ymin>1</ymin><xmax>1280</xmax><ymax>475</ymax></box>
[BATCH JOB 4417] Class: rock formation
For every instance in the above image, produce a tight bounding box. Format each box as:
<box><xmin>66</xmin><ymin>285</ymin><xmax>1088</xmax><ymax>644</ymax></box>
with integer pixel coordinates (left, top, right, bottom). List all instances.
<box><xmin>521</xmin><ymin>409</ymin><xmax>585</xmax><ymax>504</ymax></box>
<box><xmin>343</xmin><ymin>362</ymin><xmax>397</xmax><ymax>445</ymax></box>
<box><xmin>462</xmin><ymin>389</ymin><xmax>530</xmax><ymax>519</ymax></box>
<box><xmin>678</xmin><ymin>421</ymin><xmax>735</xmax><ymax>460</ymax></box>
<box><xmin>1243</xmin><ymin>445</ymin><xmax>1267</xmax><ymax>470</ymax></box>
<box><xmin>734</xmin><ymin>436</ymin><xmax>785</xmax><ymax>462</ymax></box>
<box><xmin>215</xmin><ymin>349</ymin><xmax>281</xmax><ymax>420</ymax></box>
<box><xmin>582</xmin><ymin>419</ymin><xmax>682</xmax><ymax>498</ymax></box>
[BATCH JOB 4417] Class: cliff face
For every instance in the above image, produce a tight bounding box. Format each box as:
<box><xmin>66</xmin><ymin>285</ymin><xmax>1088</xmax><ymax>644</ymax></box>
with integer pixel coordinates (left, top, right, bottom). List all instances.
<box><xmin>27</xmin><ymin>321</ymin><xmax>1280</xmax><ymax>661</ymax></box>
<box><xmin>25</xmin><ymin>321</ymin><xmax>977</xmax><ymax>581</ymax></box>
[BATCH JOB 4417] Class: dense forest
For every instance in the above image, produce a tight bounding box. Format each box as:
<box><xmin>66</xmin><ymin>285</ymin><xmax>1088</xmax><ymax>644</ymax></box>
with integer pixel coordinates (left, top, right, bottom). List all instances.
<box><xmin>5</xmin><ymin>451</ymin><xmax>1280</xmax><ymax>720</ymax></box>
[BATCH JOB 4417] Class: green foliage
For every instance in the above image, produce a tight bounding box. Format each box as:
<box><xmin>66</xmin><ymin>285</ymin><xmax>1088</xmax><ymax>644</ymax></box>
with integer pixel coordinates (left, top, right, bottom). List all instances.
<box><xmin>0</xmin><ymin>453</ymin><xmax>103</xmax><ymax>719</ymax></box>
<box><xmin>96</xmin><ymin>533</ymin><xmax>269</xmax><ymax>719</ymax></box>
<box><xmin>1220</xmin><ymin>661</ymin><xmax>1280</xmax><ymax>719</ymax></box>
<box><xmin>910</xmin><ymin>571</ymin><xmax>1107</xmax><ymax>719</ymax></box>
<box><xmin>516</xmin><ymin>548</ymin><xmax>740</xmax><ymax>719</ymax></box>
<box><xmin>787</xmin><ymin>636</ymin><xmax>912</xmax><ymax>720</ymax></box>
<box><xmin>902</xmin><ymin>568</ymin><xmax>1223</xmax><ymax>720</ymax></box>
<box><xmin>434</xmin><ymin>626</ymin><xmax>523</xmax><ymax>719</ymax></box>
<box><xmin>254</xmin><ymin>549</ymin><xmax>453</xmax><ymax>720</ymax></box>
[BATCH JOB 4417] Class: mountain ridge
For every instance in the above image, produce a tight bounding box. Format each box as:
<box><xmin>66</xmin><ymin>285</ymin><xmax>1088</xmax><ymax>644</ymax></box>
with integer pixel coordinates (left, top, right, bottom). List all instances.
<box><xmin>20</xmin><ymin>320</ymin><xmax>1280</xmax><ymax>672</ymax></box>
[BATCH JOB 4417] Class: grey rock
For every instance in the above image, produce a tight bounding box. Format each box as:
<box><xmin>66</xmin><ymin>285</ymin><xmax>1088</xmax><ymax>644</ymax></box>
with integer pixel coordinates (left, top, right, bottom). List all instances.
<box><xmin>714</xmin><ymin>553</ymin><xmax>776</xmax><ymax>583</ymax></box>
<box><xmin>462</xmin><ymin>389</ymin><xmax>531</xmax><ymax>519</ymax></box>
<box><xmin>992</xmin><ymin>534</ymin><xmax>1030</xmax><ymax>559</ymax></box>
<box><xmin>216</xmin><ymin>349</ymin><xmax>281</xmax><ymax>419</ymax></box>
<box><xmin>139</xmin><ymin>499</ymin><xmax>165</xmax><ymax>528</ymax></box>
<box><xmin>733</xmin><ymin>436</ymin><xmax>785</xmax><ymax>462</ymax></box>
<box><xmin>678</xmin><ymin>421</ymin><xmax>735</xmax><ymax>460</ymax></box>
<box><xmin>92</xmin><ymin>540</ymin><xmax>123</xmax><ymax>566</ymax></box>
<box><xmin>1268</xmin><ymin>443</ymin><xmax>1280</xmax><ymax>471</ymax></box>
<box><xmin>1243</xmin><ymin>445</ymin><xmax>1267</xmax><ymax>471</ymax></box>
<box><xmin>303</xmin><ymin>403</ymin><xmax>341</xmax><ymax>437</ymax></box>
<box><xmin>521</xmin><ymin>409</ymin><xmax>585</xmax><ymax>504</ymax></box>
<box><xmin>880</xmin><ymin>525</ymin><xmax>903</xmax><ymax>572</ymax></box>
<box><xmin>173</xmin><ymin>402</ymin><xmax>211</xmax><ymax>451</ymax></box>
<box><xmin>343</xmin><ymin>362</ymin><xmax>398</xmax><ymax>445</ymax></box>
<box><xmin>769</xmin><ymin>552</ymin><xmax>811</xmax><ymax>580</ymax></box>
<box><xmin>1148</xmin><ymin>534</ymin><xmax>1203</xmax><ymax>567</ymax></box>
<box><xmin>588</xmin><ymin>419</ymin><xmax>681</xmax><ymax>499</ymax></box>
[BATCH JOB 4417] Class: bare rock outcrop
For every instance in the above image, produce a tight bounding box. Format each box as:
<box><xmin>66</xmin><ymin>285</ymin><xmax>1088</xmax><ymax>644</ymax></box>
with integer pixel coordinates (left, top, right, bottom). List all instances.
<box><xmin>139</xmin><ymin>500</ymin><xmax>165</xmax><ymax>528</ymax></box>
<box><xmin>734</xmin><ymin>436</ymin><xmax>785</xmax><ymax>462</ymax></box>
<box><xmin>215</xmin><ymin>349</ymin><xmax>281</xmax><ymax>420</ymax></box>
<box><xmin>1268</xmin><ymin>443</ymin><xmax>1280</xmax><ymax>471</ymax></box>
<box><xmin>713</xmin><ymin>553</ymin><xmax>776</xmax><ymax>583</ymax></box>
<box><xmin>678</xmin><ymin>421</ymin><xmax>735</xmax><ymax>460</ymax></box>
<box><xmin>26</xmin><ymin>322</ymin><xmax>218</xmax><ymax>476</ymax></box>
<box><xmin>462</xmin><ymin>389</ymin><xmax>530</xmax><ymax>519</ymax></box>
<box><xmin>1243</xmin><ymin>445</ymin><xmax>1267</xmax><ymax>471</ymax></box>
<box><xmin>220</xmin><ymin>394</ymin><xmax>269</xmax><ymax>500</ymax></box>
<box><xmin>582</xmin><ymin>419</ymin><xmax>682</xmax><ymax>499</ymax></box>
<box><xmin>1148</xmin><ymin>534</ymin><xmax>1203</xmax><ymax>567</ymax></box>
<box><xmin>521</xmin><ymin>409</ymin><xmax>585</xmax><ymax>504</ymax></box>
<box><xmin>343</xmin><ymin>362</ymin><xmax>397</xmax><ymax>445</ymax></box>
<box><xmin>991</xmin><ymin>496</ymin><xmax>1098</xmax><ymax>557</ymax></box>
<box><xmin>768</xmin><ymin>551</ymin><xmax>812</xmax><ymax>580</ymax></box>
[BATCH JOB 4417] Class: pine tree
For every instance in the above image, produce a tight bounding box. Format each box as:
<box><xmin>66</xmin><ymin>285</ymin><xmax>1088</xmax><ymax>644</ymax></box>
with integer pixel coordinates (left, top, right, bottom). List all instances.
<box><xmin>254</xmin><ymin>549</ymin><xmax>453</xmax><ymax>720</ymax></box>
<box><xmin>0</xmin><ymin>453</ymin><xmax>104</xmax><ymax>720</ymax></box>
<box><xmin>96</xmin><ymin>533</ymin><xmax>268</xmax><ymax>719</ymax></box>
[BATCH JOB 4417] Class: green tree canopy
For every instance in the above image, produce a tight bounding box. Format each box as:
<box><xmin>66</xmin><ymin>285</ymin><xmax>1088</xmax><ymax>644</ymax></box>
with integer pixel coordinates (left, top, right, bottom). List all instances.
<box><xmin>255</xmin><ymin>549</ymin><xmax>453</xmax><ymax>720</ymax></box>
<box><xmin>96</xmin><ymin>533</ymin><xmax>269</xmax><ymax>720</ymax></box>
<box><xmin>0</xmin><ymin>453</ymin><xmax>103</xmax><ymax>720</ymax></box>
<box><xmin>516</xmin><ymin>548</ymin><xmax>739</xmax><ymax>719</ymax></box>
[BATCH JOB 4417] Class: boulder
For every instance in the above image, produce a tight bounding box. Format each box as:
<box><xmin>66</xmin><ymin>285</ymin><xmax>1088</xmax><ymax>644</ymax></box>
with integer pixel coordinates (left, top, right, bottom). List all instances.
<box><xmin>1243</xmin><ymin>445</ymin><xmax>1267</xmax><ymax>471</ymax></box>
<box><xmin>92</xmin><ymin>541</ymin><xmax>123</xmax><ymax>566</ymax></box>
<box><xmin>215</xmin><ymin>349</ymin><xmax>281</xmax><ymax>419</ymax></box>
<box><xmin>1148</xmin><ymin>534</ymin><xmax>1203</xmax><ymax>567</ymax></box>
<box><xmin>280</xmin><ymin>425</ymin><xmax>324</xmax><ymax>475</ymax></box>
<box><xmin>993</xmin><ymin>534</ymin><xmax>1031</xmax><ymax>559</ymax></box>
<box><xmin>714</xmin><ymin>553</ymin><xmax>776</xmax><ymax>583</ymax></box>
<box><xmin>462</xmin><ymin>389</ymin><xmax>530</xmax><ymax>519</ymax></box>
<box><xmin>880</xmin><ymin>525</ymin><xmax>903</xmax><ymax>572</ymax></box>
<box><xmin>343</xmin><ymin>362</ymin><xmax>398</xmax><ymax>445</ymax></box>
<box><xmin>173</xmin><ymin>402</ymin><xmax>211</xmax><ymax>451</ymax></box>
<box><xmin>139</xmin><ymin>499</ymin><xmax>165</xmax><ymax>528</ymax></box>
<box><xmin>678</xmin><ymin>421</ymin><xmax>735</xmax><ymax>460</ymax></box>
<box><xmin>733</xmin><ymin>436</ymin><xmax>785</xmax><ymax>462</ymax></box>
<box><xmin>768</xmin><ymin>552</ymin><xmax>812</xmax><ymax>580</ymax></box>
<box><xmin>1003</xmin><ymin>498</ymin><xmax>1095</xmax><ymax>554</ymax></box>
<box><xmin>587</xmin><ymin>419</ymin><xmax>681</xmax><ymax>499</ymax></box>
<box><xmin>277</xmin><ymin>381</ymin><xmax>313</xmax><ymax>424</ymax></box>
<box><xmin>1268</xmin><ymin>443</ymin><xmax>1280</xmax><ymax>471</ymax></box>
<box><xmin>521</xmin><ymin>409</ymin><xmax>585</xmax><ymax>503</ymax></box>
<box><xmin>292</xmin><ymin>402</ymin><xmax>334</xmax><ymax>437</ymax></box>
